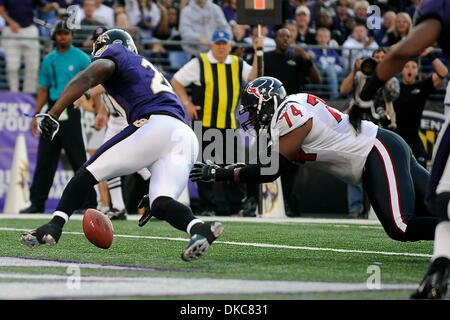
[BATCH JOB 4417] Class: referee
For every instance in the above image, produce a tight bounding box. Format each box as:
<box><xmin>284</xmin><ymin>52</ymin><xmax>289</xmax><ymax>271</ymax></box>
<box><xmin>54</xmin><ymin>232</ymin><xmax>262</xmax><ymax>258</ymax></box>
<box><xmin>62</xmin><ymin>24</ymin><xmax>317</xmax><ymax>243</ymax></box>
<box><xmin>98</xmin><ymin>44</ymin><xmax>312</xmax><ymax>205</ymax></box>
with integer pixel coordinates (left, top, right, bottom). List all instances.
<box><xmin>20</xmin><ymin>21</ymin><xmax>96</xmax><ymax>213</ymax></box>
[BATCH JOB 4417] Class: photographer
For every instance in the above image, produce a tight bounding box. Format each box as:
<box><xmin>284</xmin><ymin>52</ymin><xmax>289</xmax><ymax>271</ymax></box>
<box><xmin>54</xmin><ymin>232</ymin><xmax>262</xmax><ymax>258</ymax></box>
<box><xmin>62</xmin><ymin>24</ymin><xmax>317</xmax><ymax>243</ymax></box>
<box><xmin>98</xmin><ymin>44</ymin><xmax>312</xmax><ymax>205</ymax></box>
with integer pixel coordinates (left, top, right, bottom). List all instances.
<box><xmin>341</xmin><ymin>49</ymin><xmax>399</xmax><ymax>130</ymax></box>
<box><xmin>340</xmin><ymin>48</ymin><xmax>399</xmax><ymax>218</ymax></box>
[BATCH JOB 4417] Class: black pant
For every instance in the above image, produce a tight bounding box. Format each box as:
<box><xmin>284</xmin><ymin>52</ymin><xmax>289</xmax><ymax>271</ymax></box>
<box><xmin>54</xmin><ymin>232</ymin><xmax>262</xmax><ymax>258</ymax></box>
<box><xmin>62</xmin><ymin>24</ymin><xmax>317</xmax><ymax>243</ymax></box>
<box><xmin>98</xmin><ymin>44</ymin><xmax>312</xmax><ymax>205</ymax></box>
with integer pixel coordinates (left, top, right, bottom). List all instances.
<box><xmin>29</xmin><ymin>103</ymin><xmax>96</xmax><ymax>210</ymax></box>
<box><xmin>398</xmin><ymin>132</ymin><xmax>427</xmax><ymax>168</ymax></box>
<box><xmin>362</xmin><ymin>128</ymin><xmax>441</xmax><ymax>242</ymax></box>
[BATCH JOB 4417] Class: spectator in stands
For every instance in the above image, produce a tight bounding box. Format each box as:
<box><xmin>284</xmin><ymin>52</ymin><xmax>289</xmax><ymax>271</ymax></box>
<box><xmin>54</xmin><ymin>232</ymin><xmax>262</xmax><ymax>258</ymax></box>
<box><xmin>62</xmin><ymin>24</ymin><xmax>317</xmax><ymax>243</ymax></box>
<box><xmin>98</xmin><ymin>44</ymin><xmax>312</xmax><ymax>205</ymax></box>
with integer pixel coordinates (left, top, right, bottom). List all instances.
<box><xmin>171</xmin><ymin>29</ymin><xmax>263</xmax><ymax>217</ymax></box>
<box><xmin>285</xmin><ymin>0</ymin><xmax>309</xmax><ymax>21</ymax></box>
<box><xmin>284</xmin><ymin>20</ymin><xmax>301</xmax><ymax>50</ymax></box>
<box><xmin>125</xmin><ymin>0</ymin><xmax>161</xmax><ymax>40</ymax></box>
<box><xmin>265</xmin><ymin>28</ymin><xmax>321</xmax><ymax>95</ymax></box>
<box><xmin>74</xmin><ymin>0</ymin><xmax>107</xmax><ymax>52</ymax></box>
<box><xmin>153</xmin><ymin>4</ymin><xmax>190</xmax><ymax>69</ymax></box>
<box><xmin>243</xmin><ymin>25</ymin><xmax>276</xmax><ymax>54</ymax></box>
<box><xmin>113</xmin><ymin>2</ymin><xmax>126</xmax><ymax>16</ymax></box>
<box><xmin>342</xmin><ymin>15</ymin><xmax>356</xmax><ymax>39</ymax></box>
<box><xmin>311</xmin><ymin>28</ymin><xmax>346</xmax><ymax>100</ymax></box>
<box><xmin>295</xmin><ymin>5</ymin><xmax>316</xmax><ymax>45</ymax></box>
<box><xmin>115</xmin><ymin>11</ymin><xmax>133</xmax><ymax>29</ymax></box>
<box><xmin>179</xmin><ymin>0</ymin><xmax>231</xmax><ymax>57</ymax></box>
<box><xmin>0</xmin><ymin>0</ymin><xmax>60</xmax><ymax>94</ymax></box>
<box><xmin>77</xmin><ymin>0</ymin><xmax>114</xmax><ymax>28</ymax></box>
<box><xmin>230</xmin><ymin>23</ymin><xmax>249</xmax><ymax>59</ymax></box>
<box><xmin>342</xmin><ymin>23</ymin><xmax>378</xmax><ymax>70</ymax></box>
<box><xmin>373</xmin><ymin>10</ymin><xmax>396</xmax><ymax>45</ymax></box>
<box><xmin>19</xmin><ymin>21</ymin><xmax>97</xmax><ymax>214</ymax></box>
<box><xmin>353</xmin><ymin>0</ymin><xmax>369</xmax><ymax>25</ymax></box>
<box><xmin>332</xmin><ymin>0</ymin><xmax>352</xmax><ymax>43</ymax></box>
<box><xmin>394</xmin><ymin>49</ymin><xmax>448</xmax><ymax>168</ymax></box>
<box><xmin>221</xmin><ymin>0</ymin><xmax>236</xmax><ymax>25</ymax></box>
<box><xmin>309</xmin><ymin>0</ymin><xmax>335</xmax><ymax>27</ymax></box>
<box><xmin>381</xmin><ymin>12</ymin><xmax>412</xmax><ymax>47</ymax></box>
<box><xmin>263</xmin><ymin>27</ymin><xmax>321</xmax><ymax>216</ymax></box>
<box><xmin>316</xmin><ymin>8</ymin><xmax>343</xmax><ymax>46</ymax></box>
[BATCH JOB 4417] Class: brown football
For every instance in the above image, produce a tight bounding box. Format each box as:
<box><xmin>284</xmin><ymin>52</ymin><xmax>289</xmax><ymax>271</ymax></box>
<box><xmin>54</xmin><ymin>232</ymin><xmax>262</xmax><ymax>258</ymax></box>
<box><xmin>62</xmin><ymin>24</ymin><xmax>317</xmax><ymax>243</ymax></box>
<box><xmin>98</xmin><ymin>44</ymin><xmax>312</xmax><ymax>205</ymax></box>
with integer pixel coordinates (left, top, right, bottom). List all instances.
<box><xmin>82</xmin><ymin>208</ymin><xmax>114</xmax><ymax>249</ymax></box>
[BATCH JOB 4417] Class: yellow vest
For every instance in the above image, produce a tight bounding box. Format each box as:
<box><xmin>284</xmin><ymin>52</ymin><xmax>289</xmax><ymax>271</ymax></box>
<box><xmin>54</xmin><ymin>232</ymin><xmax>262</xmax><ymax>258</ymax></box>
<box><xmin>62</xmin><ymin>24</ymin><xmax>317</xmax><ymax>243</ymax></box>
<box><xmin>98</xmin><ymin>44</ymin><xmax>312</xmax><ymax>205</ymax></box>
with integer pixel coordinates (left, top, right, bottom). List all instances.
<box><xmin>194</xmin><ymin>53</ymin><xmax>243</xmax><ymax>129</ymax></box>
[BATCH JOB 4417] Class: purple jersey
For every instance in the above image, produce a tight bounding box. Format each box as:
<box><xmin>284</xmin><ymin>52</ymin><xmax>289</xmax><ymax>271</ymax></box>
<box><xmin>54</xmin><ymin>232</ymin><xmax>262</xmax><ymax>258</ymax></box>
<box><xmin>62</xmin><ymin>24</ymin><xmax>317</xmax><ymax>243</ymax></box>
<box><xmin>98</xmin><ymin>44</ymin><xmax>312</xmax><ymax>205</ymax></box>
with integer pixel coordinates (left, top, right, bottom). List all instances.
<box><xmin>414</xmin><ymin>0</ymin><xmax>450</xmax><ymax>62</ymax></box>
<box><xmin>92</xmin><ymin>44</ymin><xmax>187</xmax><ymax>124</ymax></box>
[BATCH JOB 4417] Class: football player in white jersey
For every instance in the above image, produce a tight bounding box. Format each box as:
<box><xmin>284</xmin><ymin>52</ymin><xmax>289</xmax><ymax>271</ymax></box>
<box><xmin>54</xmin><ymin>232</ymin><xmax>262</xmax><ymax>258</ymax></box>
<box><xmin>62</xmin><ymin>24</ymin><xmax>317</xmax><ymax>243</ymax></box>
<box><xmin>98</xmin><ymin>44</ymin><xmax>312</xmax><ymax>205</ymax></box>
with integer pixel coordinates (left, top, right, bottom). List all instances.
<box><xmin>191</xmin><ymin>76</ymin><xmax>441</xmax><ymax>243</ymax></box>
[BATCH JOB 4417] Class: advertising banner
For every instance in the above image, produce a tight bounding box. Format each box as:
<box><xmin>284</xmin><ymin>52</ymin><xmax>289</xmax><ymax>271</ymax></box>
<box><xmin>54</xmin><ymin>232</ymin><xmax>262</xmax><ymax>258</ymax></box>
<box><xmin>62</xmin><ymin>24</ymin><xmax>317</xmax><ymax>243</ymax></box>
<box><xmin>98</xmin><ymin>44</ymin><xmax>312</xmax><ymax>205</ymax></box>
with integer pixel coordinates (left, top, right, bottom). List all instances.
<box><xmin>0</xmin><ymin>92</ymin><xmax>72</xmax><ymax>213</ymax></box>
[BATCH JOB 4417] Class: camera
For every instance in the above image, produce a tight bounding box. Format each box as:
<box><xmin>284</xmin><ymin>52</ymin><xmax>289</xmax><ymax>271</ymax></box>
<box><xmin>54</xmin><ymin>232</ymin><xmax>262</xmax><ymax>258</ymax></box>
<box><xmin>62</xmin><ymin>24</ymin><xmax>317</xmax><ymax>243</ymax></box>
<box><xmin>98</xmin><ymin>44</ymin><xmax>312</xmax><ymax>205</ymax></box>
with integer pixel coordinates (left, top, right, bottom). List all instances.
<box><xmin>350</xmin><ymin>57</ymin><xmax>398</xmax><ymax>129</ymax></box>
<box><xmin>352</xmin><ymin>57</ymin><xmax>378</xmax><ymax>111</ymax></box>
<box><xmin>359</xmin><ymin>57</ymin><xmax>378</xmax><ymax>76</ymax></box>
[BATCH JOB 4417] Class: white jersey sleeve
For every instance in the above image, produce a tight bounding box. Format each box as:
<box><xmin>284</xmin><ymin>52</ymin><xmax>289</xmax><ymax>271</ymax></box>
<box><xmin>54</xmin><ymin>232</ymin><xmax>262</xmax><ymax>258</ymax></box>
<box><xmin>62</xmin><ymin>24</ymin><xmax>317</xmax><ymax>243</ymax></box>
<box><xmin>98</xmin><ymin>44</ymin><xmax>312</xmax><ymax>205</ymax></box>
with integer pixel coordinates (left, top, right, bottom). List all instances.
<box><xmin>270</xmin><ymin>93</ymin><xmax>378</xmax><ymax>185</ymax></box>
<box><xmin>272</xmin><ymin>99</ymin><xmax>313</xmax><ymax>137</ymax></box>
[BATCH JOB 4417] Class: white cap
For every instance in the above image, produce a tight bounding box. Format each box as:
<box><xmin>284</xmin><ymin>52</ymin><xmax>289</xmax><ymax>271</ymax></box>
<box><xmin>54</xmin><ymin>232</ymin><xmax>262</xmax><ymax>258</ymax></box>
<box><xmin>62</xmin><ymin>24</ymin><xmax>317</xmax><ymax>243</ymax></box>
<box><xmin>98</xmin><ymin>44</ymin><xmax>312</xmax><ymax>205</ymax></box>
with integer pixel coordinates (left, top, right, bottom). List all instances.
<box><xmin>296</xmin><ymin>5</ymin><xmax>310</xmax><ymax>17</ymax></box>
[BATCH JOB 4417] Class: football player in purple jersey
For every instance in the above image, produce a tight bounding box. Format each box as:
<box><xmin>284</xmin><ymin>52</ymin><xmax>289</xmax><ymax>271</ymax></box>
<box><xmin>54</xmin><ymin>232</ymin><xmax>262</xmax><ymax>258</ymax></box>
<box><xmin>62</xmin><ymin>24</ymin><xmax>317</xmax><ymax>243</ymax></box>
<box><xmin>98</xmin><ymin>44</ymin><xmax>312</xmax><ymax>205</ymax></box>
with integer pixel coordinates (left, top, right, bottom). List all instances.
<box><xmin>356</xmin><ymin>0</ymin><xmax>450</xmax><ymax>299</ymax></box>
<box><xmin>19</xmin><ymin>29</ymin><xmax>224</xmax><ymax>262</ymax></box>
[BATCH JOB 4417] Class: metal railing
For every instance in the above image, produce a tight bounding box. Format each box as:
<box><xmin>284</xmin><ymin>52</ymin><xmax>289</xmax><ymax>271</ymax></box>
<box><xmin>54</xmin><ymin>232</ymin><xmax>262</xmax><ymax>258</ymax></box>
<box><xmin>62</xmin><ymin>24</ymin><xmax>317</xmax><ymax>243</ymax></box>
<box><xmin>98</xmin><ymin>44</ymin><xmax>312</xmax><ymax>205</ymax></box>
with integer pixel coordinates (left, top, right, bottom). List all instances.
<box><xmin>0</xmin><ymin>29</ymin><xmax>446</xmax><ymax>102</ymax></box>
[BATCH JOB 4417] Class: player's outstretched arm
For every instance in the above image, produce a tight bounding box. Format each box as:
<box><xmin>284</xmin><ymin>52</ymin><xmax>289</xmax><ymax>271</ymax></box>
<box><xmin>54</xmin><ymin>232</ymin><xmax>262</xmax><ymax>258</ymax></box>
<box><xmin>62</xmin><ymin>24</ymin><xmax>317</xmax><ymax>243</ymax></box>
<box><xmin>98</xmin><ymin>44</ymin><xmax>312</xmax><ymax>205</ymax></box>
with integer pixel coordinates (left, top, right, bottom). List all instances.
<box><xmin>48</xmin><ymin>59</ymin><xmax>115</xmax><ymax>119</ymax></box>
<box><xmin>190</xmin><ymin>120</ymin><xmax>312</xmax><ymax>183</ymax></box>
<box><xmin>360</xmin><ymin>19</ymin><xmax>442</xmax><ymax>101</ymax></box>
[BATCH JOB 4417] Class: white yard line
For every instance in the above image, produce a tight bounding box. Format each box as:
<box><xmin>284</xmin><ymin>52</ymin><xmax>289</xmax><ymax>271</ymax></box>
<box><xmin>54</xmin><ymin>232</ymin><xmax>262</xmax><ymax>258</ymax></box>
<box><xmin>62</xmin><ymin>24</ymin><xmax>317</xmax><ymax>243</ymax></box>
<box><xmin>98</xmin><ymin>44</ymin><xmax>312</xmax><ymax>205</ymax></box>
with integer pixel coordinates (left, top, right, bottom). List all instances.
<box><xmin>0</xmin><ymin>227</ymin><xmax>431</xmax><ymax>258</ymax></box>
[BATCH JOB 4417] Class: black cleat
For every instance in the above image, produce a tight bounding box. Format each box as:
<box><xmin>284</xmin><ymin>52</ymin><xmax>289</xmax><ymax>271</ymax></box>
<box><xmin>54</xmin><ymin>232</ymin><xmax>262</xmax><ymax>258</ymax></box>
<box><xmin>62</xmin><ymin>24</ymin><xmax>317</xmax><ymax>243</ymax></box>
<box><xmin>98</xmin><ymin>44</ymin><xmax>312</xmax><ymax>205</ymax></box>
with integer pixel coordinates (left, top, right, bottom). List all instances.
<box><xmin>19</xmin><ymin>204</ymin><xmax>44</xmax><ymax>214</ymax></box>
<box><xmin>138</xmin><ymin>195</ymin><xmax>152</xmax><ymax>227</ymax></box>
<box><xmin>106</xmin><ymin>208</ymin><xmax>127</xmax><ymax>220</ymax></box>
<box><xmin>181</xmin><ymin>221</ymin><xmax>224</xmax><ymax>262</ymax></box>
<box><xmin>138</xmin><ymin>208</ymin><xmax>153</xmax><ymax>227</ymax></box>
<box><xmin>410</xmin><ymin>257</ymin><xmax>449</xmax><ymax>299</ymax></box>
<box><xmin>19</xmin><ymin>222</ymin><xmax>62</xmax><ymax>249</ymax></box>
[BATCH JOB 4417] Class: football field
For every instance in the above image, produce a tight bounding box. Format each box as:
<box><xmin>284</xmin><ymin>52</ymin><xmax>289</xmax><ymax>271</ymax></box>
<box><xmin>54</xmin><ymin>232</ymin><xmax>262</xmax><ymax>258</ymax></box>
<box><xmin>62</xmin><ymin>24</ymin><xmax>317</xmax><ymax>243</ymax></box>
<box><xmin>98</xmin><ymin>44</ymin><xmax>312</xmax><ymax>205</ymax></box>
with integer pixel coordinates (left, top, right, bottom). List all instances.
<box><xmin>0</xmin><ymin>214</ymin><xmax>437</xmax><ymax>301</ymax></box>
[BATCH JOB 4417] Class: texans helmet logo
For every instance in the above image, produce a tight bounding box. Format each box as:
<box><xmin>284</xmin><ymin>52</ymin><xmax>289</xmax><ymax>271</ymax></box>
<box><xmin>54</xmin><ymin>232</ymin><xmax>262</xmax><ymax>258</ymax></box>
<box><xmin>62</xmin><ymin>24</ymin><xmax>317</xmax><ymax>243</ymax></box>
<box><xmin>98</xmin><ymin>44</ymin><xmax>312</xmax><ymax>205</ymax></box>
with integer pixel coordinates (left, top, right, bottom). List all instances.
<box><xmin>247</xmin><ymin>79</ymin><xmax>275</xmax><ymax>102</ymax></box>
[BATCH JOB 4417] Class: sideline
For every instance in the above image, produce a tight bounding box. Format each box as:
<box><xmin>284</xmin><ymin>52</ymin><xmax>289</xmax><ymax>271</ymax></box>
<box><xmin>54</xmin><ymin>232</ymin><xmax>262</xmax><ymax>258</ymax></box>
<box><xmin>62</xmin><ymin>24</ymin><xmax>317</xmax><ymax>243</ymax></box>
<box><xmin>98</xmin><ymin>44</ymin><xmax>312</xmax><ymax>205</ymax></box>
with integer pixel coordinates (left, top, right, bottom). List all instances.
<box><xmin>0</xmin><ymin>213</ymin><xmax>382</xmax><ymax>225</ymax></box>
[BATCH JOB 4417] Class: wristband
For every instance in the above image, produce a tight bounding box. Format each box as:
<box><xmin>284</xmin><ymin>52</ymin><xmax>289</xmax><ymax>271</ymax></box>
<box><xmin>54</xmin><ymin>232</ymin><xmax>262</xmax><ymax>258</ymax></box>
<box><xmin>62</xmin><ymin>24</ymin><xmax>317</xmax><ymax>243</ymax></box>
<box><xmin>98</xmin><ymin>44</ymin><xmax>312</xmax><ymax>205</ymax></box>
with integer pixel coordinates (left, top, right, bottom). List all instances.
<box><xmin>427</xmin><ymin>51</ymin><xmax>438</xmax><ymax>62</ymax></box>
<box><xmin>84</xmin><ymin>90</ymin><xmax>91</xmax><ymax>100</ymax></box>
<box><xmin>359</xmin><ymin>71</ymin><xmax>386</xmax><ymax>101</ymax></box>
<box><xmin>215</xmin><ymin>168</ymin><xmax>234</xmax><ymax>182</ymax></box>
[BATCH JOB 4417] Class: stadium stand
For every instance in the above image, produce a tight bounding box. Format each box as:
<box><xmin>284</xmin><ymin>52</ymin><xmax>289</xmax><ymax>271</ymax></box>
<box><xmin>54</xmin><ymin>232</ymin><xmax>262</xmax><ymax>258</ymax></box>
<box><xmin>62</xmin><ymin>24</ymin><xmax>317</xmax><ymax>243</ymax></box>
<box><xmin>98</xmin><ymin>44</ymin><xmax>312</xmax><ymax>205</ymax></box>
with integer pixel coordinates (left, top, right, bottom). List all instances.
<box><xmin>0</xmin><ymin>0</ymin><xmax>446</xmax><ymax>101</ymax></box>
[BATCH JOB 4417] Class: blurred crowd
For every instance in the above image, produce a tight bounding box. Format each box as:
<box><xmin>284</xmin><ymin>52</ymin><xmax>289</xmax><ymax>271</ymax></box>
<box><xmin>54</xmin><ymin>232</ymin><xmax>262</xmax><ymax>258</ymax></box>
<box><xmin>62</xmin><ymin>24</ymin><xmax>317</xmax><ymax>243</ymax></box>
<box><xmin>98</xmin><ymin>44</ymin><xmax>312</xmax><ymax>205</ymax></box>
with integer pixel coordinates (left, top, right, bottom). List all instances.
<box><xmin>0</xmin><ymin>0</ymin><xmax>445</xmax><ymax>97</ymax></box>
